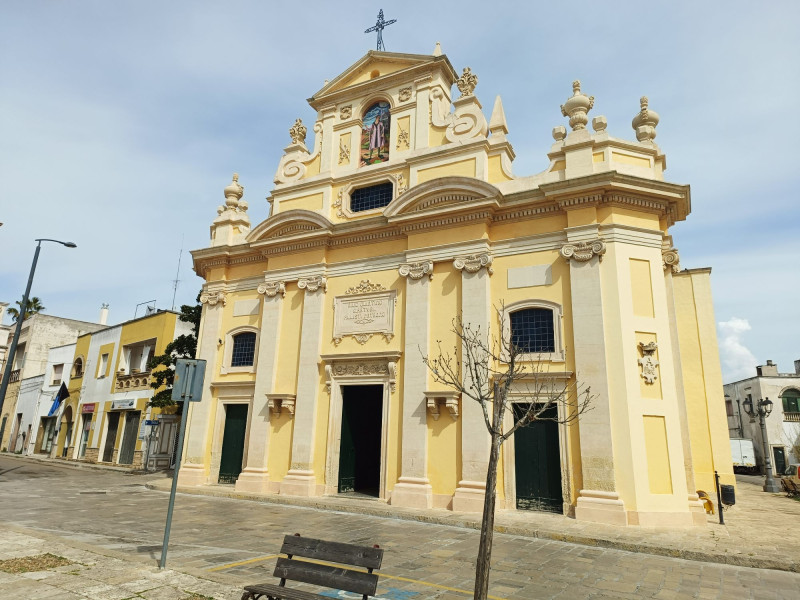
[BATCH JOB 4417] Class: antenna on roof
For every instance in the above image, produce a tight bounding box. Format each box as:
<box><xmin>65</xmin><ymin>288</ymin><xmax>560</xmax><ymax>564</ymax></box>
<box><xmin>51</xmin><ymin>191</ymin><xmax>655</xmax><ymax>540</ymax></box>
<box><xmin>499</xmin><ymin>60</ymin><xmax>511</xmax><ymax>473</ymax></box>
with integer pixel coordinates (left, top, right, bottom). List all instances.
<box><xmin>171</xmin><ymin>234</ymin><xmax>184</xmax><ymax>311</ymax></box>
<box><xmin>364</xmin><ymin>9</ymin><xmax>396</xmax><ymax>51</ymax></box>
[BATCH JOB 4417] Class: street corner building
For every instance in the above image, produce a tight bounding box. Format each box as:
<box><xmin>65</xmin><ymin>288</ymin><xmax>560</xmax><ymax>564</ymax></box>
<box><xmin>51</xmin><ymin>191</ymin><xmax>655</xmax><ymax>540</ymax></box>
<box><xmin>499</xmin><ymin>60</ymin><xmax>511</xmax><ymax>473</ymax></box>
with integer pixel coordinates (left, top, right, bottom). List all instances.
<box><xmin>179</xmin><ymin>48</ymin><xmax>733</xmax><ymax>527</ymax></box>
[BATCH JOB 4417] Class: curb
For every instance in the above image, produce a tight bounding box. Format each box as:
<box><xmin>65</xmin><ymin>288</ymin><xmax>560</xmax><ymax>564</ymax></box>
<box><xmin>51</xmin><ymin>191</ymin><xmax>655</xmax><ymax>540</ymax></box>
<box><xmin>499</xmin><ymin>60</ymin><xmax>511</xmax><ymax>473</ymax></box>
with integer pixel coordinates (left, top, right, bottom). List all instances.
<box><xmin>0</xmin><ymin>452</ymin><xmax>170</xmax><ymax>478</ymax></box>
<box><xmin>145</xmin><ymin>479</ymin><xmax>799</xmax><ymax>574</ymax></box>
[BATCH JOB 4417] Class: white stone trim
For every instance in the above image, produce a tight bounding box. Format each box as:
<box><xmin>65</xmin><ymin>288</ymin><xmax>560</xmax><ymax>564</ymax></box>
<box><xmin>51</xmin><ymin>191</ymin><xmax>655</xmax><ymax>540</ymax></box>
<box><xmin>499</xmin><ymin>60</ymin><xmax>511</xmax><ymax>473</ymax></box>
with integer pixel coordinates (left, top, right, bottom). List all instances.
<box><xmin>424</xmin><ymin>391</ymin><xmax>460</xmax><ymax>421</ymax></box>
<box><xmin>322</xmin><ymin>355</ymin><xmax>398</xmax><ymax>500</ymax></box>
<box><xmin>220</xmin><ymin>325</ymin><xmax>260</xmax><ymax>375</ymax></box>
<box><xmin>499</xmin><ymin>300</ymin><xmax>565</xmax><ymax>364</ymax></box>
<box><xmin>209</xmin><ymin>393</ymin><xmax>253</xmax><ymax>485</ymax></box>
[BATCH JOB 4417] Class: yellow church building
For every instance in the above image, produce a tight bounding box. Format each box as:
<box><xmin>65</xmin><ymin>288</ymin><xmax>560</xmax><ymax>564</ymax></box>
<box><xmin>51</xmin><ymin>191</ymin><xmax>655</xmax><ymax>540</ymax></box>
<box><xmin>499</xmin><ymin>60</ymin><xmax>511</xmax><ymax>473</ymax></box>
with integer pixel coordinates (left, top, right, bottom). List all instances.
<box><xmin>179</xmin><ymin>47</ymin><xmax>733</xmax><ymax>526</ymax></box>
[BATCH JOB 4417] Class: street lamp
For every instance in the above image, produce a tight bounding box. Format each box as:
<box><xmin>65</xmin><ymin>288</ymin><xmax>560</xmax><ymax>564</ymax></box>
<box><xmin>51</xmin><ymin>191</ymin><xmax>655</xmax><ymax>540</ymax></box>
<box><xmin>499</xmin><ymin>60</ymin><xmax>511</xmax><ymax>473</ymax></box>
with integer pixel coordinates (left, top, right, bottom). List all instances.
<box><xmin>0</xmin><ymin>239</ymin><xmax>77</xmax><ymax>414</ymax></box>
<box><xmin>742</xmin><ymin>396</ymin><xmax>781</xmax><ymax>493</ymax></box>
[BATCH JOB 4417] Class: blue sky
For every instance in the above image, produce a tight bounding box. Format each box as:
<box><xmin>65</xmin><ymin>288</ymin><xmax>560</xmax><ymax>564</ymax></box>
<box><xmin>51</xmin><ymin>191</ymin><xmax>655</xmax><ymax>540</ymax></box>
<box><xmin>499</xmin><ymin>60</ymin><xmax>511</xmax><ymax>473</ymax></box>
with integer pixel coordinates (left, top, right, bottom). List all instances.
<box><xmin>1</xmin><ymin>1</ymin><xmax>798</xmax><ymax>382</ymax></box>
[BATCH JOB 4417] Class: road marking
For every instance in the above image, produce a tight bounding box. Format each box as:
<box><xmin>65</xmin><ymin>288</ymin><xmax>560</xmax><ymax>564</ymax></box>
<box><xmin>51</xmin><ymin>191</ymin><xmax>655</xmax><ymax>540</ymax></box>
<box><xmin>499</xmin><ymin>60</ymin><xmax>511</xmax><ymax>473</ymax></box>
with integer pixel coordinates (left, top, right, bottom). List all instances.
<box><xmin>208</xmin><ymin>555</ymin><xmax>507</xmax><ymax>599</ymax></box>
<box><xmin>207</xmin><ymin>554</ymin><xmax>278</xmax><ymax>571</ymax></box>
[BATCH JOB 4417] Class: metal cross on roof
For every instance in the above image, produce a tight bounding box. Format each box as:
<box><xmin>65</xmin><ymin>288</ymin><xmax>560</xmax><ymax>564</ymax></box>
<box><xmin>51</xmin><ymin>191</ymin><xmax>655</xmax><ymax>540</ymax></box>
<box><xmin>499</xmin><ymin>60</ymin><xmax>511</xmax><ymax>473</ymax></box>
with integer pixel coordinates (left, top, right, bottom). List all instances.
<box><xmin>364</xmin><ymin>9</ymin><xmax>396</xmax><ymax>52</ymax></box>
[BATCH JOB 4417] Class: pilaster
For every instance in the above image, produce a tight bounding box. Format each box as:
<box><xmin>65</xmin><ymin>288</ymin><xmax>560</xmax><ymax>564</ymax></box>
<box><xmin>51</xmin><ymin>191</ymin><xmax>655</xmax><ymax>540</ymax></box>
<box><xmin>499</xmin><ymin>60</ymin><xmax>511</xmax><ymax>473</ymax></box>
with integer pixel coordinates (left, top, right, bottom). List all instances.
<box><xmin>235</xmin><ymin>281</ymin><xmax>284</xmax><ymax>494</ymax></box>
<box><xmin>561</xmin><ymin>228</ymin><xmax>628</xmax><ymax>525</ymax></box>
<box><xmin>452</xmin><ymin>253</ymin><xmax>492</xmax><ymax>513</ymax></box>
<box><xmin>179</xmin><ymin>290</ymin><xmax>226</xmax><ymax>487</ymax></box>
<box><xmin>281</xmin><ymin>275</ymin><xmax>326</xmax><ymax>496</ymax></box>
<box><xmin>392</xmin><ymin>261</ymin><xmax>433</xmax><ymax>508</ymax></box>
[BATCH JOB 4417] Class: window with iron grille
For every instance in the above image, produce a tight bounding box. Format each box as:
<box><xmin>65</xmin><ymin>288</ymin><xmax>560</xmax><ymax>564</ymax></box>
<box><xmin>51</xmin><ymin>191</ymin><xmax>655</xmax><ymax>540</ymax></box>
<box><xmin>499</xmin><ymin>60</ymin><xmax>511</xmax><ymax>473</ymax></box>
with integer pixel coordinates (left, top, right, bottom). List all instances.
<box><xmin>510</xmin><ymin>308</ymin><xmax>555</xmax><ymax>354</ymax></box>
<box><xmin>230</xmin><ymin>332</ymin><xmax>256</xmax><ymax>367</ymax></box>
<box><xmin>350</xmin><ymin>182</ymin><xmax>394</xmax><ymax>213</ymax></box>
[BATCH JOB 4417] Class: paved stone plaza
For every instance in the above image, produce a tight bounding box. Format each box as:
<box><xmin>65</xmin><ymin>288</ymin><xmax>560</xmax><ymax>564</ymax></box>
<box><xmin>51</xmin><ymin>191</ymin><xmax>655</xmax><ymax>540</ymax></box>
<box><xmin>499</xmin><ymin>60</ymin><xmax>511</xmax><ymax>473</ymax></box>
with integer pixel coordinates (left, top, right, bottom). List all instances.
<box><xmin>0</xmin><ymin>455</ymin><xmax>798</xmax><ymax>599</ymax></box>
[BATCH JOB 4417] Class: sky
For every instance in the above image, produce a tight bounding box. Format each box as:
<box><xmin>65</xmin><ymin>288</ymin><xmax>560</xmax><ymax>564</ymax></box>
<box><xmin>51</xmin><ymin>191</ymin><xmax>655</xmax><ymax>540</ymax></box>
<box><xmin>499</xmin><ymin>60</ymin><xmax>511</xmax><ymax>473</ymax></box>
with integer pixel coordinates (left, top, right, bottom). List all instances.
<box><xmin>1</xmin><ymin>1</ymin><xmax>798</xmax><ymax>383</ymax></box>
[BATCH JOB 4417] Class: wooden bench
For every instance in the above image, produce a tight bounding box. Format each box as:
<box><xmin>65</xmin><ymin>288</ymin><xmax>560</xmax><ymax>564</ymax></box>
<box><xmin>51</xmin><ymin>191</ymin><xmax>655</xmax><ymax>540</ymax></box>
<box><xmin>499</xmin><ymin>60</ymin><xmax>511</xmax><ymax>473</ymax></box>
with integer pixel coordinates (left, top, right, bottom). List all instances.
<box><xmin>242</xmin><ymin>534</ymin><xmax>384</xmax><ymax>600</ymax></box>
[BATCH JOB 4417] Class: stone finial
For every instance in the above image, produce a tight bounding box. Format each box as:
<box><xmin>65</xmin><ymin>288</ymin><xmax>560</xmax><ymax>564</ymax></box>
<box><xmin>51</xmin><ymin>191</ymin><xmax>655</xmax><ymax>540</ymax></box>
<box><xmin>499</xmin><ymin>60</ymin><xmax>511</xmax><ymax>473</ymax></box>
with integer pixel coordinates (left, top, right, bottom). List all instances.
<box><xmin>289</xmin><ymin>118</ymin><xmax>307</xmax><ymax>144</ymax></box>
<box><xmin>592</xmin><ymin>116</ymin><xmax>607</xmax><ymax>133</ymax></box>
<box><xmin>552</xmin><ymin>126</ymin><xmax>567</xmax><ymax>141</ymax></box>
<box><xmin>456</xmin><ymin>67</ymin><xmax>478</xmax><ymax>98</ymax></box>
<box><xmin>632</xmin><ymin>96</ymin><xmax>660</xmax><ymax>142</ymax></box>
<box><xmin>560</xmin><ymin>80</ymin><xmax>595</xmax><ymax>131</ymax></box>
<box><xmin>489</xmin><ymin>96</ymin><xmax>509</xmax><ymax>137</ymax></box>
<box><xmin>223</xmin><ymin>173</ymin><xmax>244</xmax><ymax>208</ymax></box>
<box><xmin>433</xmin><ymin>41</ymin><xmax>442</xmax><ymax>56</ymax></box>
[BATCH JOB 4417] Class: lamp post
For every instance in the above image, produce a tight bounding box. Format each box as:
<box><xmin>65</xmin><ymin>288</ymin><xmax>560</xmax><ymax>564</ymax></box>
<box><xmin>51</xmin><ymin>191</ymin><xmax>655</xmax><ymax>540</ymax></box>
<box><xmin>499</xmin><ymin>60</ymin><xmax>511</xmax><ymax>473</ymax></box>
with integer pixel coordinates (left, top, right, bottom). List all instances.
<box><xmin>0</xmin><ymin>239</ymin><xmax>77</xmax><ymax>414</ymax></box>
<box><xmin>742</xmin><ymin>396</ymin><xmax>781</xmax><ymax>493</ymax></box>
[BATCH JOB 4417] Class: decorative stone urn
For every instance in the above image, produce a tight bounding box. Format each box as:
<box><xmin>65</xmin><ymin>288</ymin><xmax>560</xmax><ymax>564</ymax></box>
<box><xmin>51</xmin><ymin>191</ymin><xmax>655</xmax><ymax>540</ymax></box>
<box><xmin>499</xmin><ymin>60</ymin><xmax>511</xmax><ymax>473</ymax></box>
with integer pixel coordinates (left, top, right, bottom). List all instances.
<box><xmin>560</xmin><ymin>80</ymin><xmax>595</xmax><ymax>131</ymax></box>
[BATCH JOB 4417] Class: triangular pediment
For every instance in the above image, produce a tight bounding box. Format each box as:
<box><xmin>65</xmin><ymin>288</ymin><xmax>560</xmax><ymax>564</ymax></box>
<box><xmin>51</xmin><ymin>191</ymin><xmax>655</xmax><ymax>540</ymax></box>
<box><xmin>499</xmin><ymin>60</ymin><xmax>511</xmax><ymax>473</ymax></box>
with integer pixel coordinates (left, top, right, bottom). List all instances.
<box><xmin>247</xmin><ymin>210</ymin><xmax>332</xmax><ymax>243</ymax></box>
<box><xmin>310</xmin><ymin>50</ymin><xmax>455</xmax><ymax>103</ymax></box>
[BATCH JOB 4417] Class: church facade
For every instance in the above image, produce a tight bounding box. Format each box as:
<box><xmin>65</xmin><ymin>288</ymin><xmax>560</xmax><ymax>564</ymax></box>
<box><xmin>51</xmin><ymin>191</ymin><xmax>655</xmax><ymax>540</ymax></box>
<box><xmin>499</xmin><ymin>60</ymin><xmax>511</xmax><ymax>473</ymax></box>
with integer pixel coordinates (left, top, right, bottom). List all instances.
<box><xmin>179</xmin><ymin>48</ymin><xmax>733</xmax><ymax>526</ymax></box>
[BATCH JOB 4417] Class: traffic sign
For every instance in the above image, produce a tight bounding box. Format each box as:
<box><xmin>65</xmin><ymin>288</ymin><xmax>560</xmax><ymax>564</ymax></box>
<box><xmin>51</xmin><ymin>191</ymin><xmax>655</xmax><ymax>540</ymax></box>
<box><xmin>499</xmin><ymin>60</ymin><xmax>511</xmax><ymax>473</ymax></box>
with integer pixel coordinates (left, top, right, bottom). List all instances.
<box><xmin>171</xmin><ymin>359</ymin><xmax>206</xmax><ymax>403</ymax></box>
<box><xmin>145</xmin><ymin>420</ymin><xmax>160</xmax><ymax>426</ymax></box>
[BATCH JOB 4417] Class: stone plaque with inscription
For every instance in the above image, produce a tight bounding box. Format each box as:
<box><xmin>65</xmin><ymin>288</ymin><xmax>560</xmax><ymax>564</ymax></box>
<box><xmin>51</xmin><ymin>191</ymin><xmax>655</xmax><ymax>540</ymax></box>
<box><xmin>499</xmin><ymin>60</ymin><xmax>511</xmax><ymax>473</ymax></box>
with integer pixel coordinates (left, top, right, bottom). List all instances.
<box><xmin>333</xmin><ymin>284</ymin><xmax>396</xmax><ymax>345</ymax></box>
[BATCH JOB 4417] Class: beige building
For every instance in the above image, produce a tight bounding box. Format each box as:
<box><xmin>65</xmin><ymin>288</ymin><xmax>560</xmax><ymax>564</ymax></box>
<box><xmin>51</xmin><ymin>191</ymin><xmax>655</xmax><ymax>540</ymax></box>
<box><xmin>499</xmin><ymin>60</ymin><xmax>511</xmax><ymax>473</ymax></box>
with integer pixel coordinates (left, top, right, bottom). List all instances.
<box><xmin>725</xmin><ymin>360</ymin><xmax>800</xmax><ymax>475</ymax></box>
<box><xmin>179</xmin><ymin>48</ymin><xmax>733</xmax><ymax>526</ymax></box>
<box><xmin>0</xmin><ymin>313</ymin><xmax>103</xmax><ymax>451</ymax></box>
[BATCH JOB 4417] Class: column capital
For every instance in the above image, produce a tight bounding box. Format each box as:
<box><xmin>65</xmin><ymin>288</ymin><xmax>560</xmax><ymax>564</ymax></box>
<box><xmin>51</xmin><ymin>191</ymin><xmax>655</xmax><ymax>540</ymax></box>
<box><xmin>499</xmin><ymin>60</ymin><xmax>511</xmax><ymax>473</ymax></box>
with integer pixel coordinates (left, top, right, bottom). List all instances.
<box><xmin>257</xmin><ymin>280</ymin><xmax>286</xmax><ymax>297</ymax></box>
<box><xmin>199</xmin><ymin>290</ymin><xmax>227</xmax><ymax>306</ymax></box>
<box><xmin>560</xmin><ymin>239</ymin><xmax>606</xmax><ymax>263</ymax></box>
<box><xmin>398</xmin><ymin>260</ymin><xmax>433</xmax><ymax>280</ymax></box>
<box><xmin>297</xmin><ymin>275</ymin><xmax>327</xmax><ymax>293</ymax></box>
<box><xmin>662</xmin><ymin>247</ymin><xmax>680</xmax><ymax>273</ymax></box>
<box><xmin>453</xmin><ymin>253</ymin><xmax>493</xmax><ymax>275</ymax></box>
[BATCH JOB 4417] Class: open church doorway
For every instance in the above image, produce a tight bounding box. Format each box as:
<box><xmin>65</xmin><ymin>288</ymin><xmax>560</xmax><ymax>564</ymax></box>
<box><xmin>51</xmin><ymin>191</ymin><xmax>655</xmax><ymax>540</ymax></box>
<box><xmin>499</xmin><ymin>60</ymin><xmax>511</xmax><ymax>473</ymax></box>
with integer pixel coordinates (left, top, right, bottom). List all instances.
<box><xmin>338</xmin><ymin>385</ymin><xmax>383</xmax><ymax>497</ymax></box>
<box><xmin>513</xmin><ymin>403</ymin><xmax>563</xmax><ymax>513</ymax></box>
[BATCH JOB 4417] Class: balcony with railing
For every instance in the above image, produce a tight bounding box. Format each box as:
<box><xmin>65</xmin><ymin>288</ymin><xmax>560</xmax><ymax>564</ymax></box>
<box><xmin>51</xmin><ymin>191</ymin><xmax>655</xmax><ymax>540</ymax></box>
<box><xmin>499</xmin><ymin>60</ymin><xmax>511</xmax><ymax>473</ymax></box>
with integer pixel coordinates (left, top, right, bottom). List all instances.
<box><xmin>784</xmin><ymin>412</ymin><xmax>800</xmax><ymax>422</ymax></box>
<box><xmin>115</xmin><ymin>370</ymin><xmax>151</xmax><ymax>392</ymax></box>
<box><xmin>9</xmin><ymin>369</ymin><xmax>20</xmax><ymax>383</ymax></box>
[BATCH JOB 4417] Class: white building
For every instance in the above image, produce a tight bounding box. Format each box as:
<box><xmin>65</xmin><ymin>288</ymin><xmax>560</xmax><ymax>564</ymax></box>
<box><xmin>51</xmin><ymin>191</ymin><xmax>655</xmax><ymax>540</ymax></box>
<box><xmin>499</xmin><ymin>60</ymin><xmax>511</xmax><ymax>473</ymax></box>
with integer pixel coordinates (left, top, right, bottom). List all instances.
<box><xmin>724</xmin><ymin>360</ymin><xmax>800</xmax><ymax>475</ymax></box>
<box><xmin>29</xmin><ymin>343</ymin><xmax>75</xmax><ymax>456</ymax></box>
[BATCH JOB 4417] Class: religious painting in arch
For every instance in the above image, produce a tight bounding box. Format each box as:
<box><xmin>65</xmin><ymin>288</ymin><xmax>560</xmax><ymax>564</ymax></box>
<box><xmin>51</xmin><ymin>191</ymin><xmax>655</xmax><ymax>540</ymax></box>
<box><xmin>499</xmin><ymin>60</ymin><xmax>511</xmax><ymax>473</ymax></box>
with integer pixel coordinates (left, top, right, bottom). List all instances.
<box><xmin>360</xmin><ymin>102</ymin><xmax>390</xmax><ymax>166</ymax></box>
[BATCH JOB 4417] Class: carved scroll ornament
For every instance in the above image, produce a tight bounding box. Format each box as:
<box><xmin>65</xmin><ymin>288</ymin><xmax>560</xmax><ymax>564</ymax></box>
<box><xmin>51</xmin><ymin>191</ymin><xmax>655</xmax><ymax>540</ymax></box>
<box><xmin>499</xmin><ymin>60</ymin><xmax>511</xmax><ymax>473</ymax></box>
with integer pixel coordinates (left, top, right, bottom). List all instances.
<box><xmin>662</xmin><ymin>248</ymin><xmax>680</xmax><ymax>273</ymax></box>
<box><xmin>257</xmin><ymin>280</ymin><xmax>286</xmax><ymax>298</ymax></box>
<box><xmin>398</xmin><ymin>261</ymin><xmax>433</xmax><ymax>280</ymax></box>
<box><xmin>200</xmin><ymin>290</ymin><xmax>226</xmax><ymax>306</ymax></box>
<box><xmin>560</xmin><ymin>240</ymin><xmax>606</xmax><ymax>263</ymax></box>
<box><xmin>453</xmin><ymin>253</ymin><xmax>493</xmax><ymax>275</ymax></box>
<box><xmin>298</xmin><ymin>275</ymin><xmax>327</xmax><ymax>293</ymax></box>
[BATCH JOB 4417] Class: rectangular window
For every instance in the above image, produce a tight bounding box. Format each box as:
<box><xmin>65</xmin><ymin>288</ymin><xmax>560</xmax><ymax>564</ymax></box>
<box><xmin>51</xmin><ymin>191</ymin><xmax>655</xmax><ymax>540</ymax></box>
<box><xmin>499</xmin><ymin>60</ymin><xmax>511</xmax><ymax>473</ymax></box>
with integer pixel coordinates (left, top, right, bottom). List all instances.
<box><xmin>725</xmin><ymin>400</ymin><xmax>734</xmax><ymax>417</ymax></box>
<box><xmin>510</xmin><ymin>308</ymin><xmax>555</xmax><ymax>354</ymax></box>
<box><xmin>231</xmin><ymin>332</ymin><xmax>257</xmax><ymax>367</ymax></box>
<box><xmin>350</xmin><ymin>182</ymin><xmax>394</xmax><ymax>213</ymax></box>
<box><xmin>51</xmin><ymin>364</ymin><xmax>64</xmax><ymax>386</ymax></box>
<box><xmin>98</xmin><ymin>353</ymin><xmax>109</xmax><ymax>378</ymax></box>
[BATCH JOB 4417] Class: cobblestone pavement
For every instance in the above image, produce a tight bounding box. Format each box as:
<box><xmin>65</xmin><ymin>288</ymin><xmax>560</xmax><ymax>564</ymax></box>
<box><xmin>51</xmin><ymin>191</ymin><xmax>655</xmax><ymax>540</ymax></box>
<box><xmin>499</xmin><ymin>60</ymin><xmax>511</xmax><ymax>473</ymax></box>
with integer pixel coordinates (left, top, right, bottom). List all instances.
<box><xmin>1</xmin><ymin>456</ymin><xmax>798</xmax><ymax>599</ymax></box>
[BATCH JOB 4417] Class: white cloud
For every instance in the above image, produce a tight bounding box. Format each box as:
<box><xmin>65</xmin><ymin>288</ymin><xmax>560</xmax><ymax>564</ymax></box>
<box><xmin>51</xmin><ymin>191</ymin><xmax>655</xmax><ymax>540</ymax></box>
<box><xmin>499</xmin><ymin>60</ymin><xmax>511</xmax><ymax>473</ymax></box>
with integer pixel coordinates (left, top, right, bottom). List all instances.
<box><xmin>718</xmin><ymin>318</ymin><xmax>758</xmax><ymax>382</ymax></box>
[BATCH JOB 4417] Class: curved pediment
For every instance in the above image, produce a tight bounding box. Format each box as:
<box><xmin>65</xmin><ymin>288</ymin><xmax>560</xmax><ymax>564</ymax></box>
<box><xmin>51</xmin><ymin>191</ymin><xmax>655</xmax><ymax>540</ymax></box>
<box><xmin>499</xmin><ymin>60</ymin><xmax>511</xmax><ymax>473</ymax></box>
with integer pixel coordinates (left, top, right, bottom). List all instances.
<box><xmin>383</xmin><ymin>177</ymin><xmax>502</xmax><ymax>218</ymax></box>
<box><xmin>247</xmin><ymin>209</ymin><xmax>333</xmax><ymax>243</ymax></box>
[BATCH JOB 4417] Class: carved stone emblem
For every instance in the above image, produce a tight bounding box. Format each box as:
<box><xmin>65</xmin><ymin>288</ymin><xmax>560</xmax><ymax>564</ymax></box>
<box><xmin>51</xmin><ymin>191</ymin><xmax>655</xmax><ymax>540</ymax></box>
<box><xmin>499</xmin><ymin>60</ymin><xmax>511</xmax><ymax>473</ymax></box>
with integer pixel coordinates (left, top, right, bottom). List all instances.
<box><xmin>398</xmin><ymin>261</ymin><xmax>433</xmax><ymax>280</ymax></box>
<box><xmin>560</xmin><ymin>240</ymin><xmax>606</xmax><ymax>263</ymax></box>
<box><xmin>638</xmin><ymin>342</ymin><xmax>659</xmax><ymax>384</ymax></box>
<box><xmin>453</xmin><ymin>253</ymin><xmax>493</xmax><ymax>275</ymax></box>
<box><xmin>298</xmin><ymin>275</ymin><xmax>327</xmax><ymax>293</ymax></box>
<box><xmin>456</xmin><ymin>67</ymin><xmax>478</xmax><ymax>97</ymax></box>
<box><xmin>200</xmin><ymin>290</ymin><xmax>226</xmax><ymax>306</ymax></box>
<box><xmin>394</xmin><ymin>173</ymin><xmax>408</xmax><ymax>195</ymax></box>
<box><xmin>339</xmin><ymin>105</ymin><xmax>352</xmax><ymax>120</ymax></box>
<box><xmin>289</xmin><ymin>118</ymin><xmax>307</xmax><ymax>144</ymax></box>
<box><xmin>325</xmin><ymin>360</ymin><xmax>397</xmax><ymax>393</ymax></box>
<box><xmin>257</xmin><ymin>280</ymin><xmax>286</xmax><ymax>297</ymax></box>
<box><xmin>398</xmin><ymin>87</ymin><xmax>412</xmax><ymax>102</ymax></box>
<box><xmin>662</xmin><ymin>248</ymin><xmax>680</xmax><ymax>273</ymax></box>
<box><xmin>334</xmin><ymin>190</ymin><xmax>345</xmax><ymax>218</ymax></box>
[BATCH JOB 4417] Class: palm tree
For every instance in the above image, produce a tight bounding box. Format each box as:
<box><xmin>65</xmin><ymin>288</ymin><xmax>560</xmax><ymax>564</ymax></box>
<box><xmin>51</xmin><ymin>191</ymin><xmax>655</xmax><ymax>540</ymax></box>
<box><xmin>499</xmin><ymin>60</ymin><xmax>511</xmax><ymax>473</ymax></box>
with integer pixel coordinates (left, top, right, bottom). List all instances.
<box><xmin>7</xmin><ymin>297</ymin><xmax>45</xmax><ymax>323</ymax></box>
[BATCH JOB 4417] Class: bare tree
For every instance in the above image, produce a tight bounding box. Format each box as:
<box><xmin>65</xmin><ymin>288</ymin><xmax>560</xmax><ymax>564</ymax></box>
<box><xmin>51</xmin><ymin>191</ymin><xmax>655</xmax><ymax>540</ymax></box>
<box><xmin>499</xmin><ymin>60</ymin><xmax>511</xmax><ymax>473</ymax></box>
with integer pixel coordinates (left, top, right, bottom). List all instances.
<box><xmin>422</xmin><ymin>306</ymin><xmax>593</xmax><ymax>600</ymax></box>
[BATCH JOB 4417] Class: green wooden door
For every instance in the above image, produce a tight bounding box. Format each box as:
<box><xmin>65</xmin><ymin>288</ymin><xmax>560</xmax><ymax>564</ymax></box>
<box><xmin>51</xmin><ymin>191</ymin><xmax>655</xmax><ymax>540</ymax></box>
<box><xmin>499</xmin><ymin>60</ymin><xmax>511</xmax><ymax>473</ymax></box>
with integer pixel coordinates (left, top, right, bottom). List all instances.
<box><xmin>773</xmin><ymin>446</ymin><xmax>787</xmax><ymax>475</ymax></box>
<box><xmin>513</xmin><ymin>403</ymin><xmax>563</xmax><ymax>513</ymax></box>
<box><xmin>102</xmin><ymin>412</ymin><xmax>120</xmax><ymax>462</ymax></box>
<box><xmin>218</xmin><ymin>404</ymin><xmax>248</xmax><ymax>484</ymax></box>
<box><xmin>118</xmin><ymin>411</ymin><xmax>140</xmax><ymax>465</ymax></box>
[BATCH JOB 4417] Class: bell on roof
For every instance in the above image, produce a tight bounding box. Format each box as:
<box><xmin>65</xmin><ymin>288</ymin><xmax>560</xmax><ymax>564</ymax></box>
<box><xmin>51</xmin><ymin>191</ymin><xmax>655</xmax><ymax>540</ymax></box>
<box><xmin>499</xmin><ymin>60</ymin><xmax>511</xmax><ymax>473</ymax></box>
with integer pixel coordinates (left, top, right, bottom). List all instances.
<box><xmin>632</xmin><ymin>96</ymin><xmax>660</xmax><ymax>142</ymax></box>
<box><xmin>560</xmin><ymin>80</ymin><xmax>594</xmax><ymax>131</ymax></box>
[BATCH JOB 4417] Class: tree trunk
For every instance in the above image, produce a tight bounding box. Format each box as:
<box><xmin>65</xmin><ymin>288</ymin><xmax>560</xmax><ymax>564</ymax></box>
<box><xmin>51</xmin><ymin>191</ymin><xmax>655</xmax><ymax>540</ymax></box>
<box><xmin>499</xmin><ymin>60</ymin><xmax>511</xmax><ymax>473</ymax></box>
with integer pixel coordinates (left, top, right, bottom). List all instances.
<box><xmin>474</xmin><ymin>383</ymin><xmax>504</xmax><ymax>600</ymax></box>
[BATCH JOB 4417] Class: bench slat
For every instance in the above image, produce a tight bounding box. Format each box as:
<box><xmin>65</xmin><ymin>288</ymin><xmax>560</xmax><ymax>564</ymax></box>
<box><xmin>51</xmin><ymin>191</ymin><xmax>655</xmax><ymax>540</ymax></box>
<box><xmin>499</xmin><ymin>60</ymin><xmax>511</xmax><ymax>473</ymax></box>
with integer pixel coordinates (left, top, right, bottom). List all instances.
<box><xmin>272</xmin><ymin>557</ymin><xmax>379</xmax><ymax>596</ymax></box>
<box><xmin>280</xmin><ymin>535</ymin><xmax>383</xmax><ymax>570</ymax></box>
<box><xmin>244</xmin><ymin>582</ymin><xmax>328</xmax><ymax>600</ymax></box>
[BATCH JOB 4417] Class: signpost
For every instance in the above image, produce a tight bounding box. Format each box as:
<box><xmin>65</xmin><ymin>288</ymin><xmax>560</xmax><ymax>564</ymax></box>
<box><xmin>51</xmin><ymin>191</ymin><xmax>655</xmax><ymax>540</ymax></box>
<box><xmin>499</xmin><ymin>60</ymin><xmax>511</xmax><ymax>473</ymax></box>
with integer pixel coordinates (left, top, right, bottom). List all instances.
<box><xmin>159</xmin><ymin>358</ymin><xmax>206</xmax><ymax>570</ymax></box>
